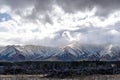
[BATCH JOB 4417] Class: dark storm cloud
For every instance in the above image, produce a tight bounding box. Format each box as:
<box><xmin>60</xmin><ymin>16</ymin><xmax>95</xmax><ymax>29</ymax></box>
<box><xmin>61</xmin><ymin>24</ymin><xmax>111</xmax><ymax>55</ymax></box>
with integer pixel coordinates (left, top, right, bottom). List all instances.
<box><xmin>1</xmin><ymin>0</ymin><xmax>120</xmax><ymax>19</ymax></box>
<box><xmin>93</xmin><ymin>0</ymin><xmax>120</xmax><ymax>17</ymax></box>
<box><xmin>1</xmin><ymin>0</ymin><xmax>120</xmax><ymax>21</ymax></box>
<box><xmin>0</xmin><ymin>0</ymin><xmax>34</xmax><ymax>9</ymax></box>
<box><xmin>0</xmin><ymin>0</ymin><xmax>55</xmax><ymax>24</ymax></box>
<box><xmin>56</xmin><ymin>0</ymin><xmax>120</xmax><ymax>17</ymax></box>
<box><xmin>0</xmin><ymin>0</ymin><xmax>54</xmax><ymax>11</ymax></box>
<box><xmin>56</xmin><ymin>0</ymin><xmax>94</xmax><ymax>12</ymax></box>
<box><xmin>25</xmin><ymin>0</ymin><xmax>55</xmax><ymax>22</ymax></box>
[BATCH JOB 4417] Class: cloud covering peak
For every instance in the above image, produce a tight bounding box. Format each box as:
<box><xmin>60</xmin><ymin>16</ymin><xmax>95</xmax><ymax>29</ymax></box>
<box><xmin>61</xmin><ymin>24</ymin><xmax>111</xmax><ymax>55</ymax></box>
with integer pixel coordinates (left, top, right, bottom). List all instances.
<box><xmin>0</xmin><ymin>0</ymin><xmax>120</xmax><ymax>46</ymax></box>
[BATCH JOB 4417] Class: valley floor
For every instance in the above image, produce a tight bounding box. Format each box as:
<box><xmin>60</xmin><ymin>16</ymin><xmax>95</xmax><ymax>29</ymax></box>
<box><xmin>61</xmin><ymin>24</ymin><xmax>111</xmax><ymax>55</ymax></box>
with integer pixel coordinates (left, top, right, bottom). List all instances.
<box><xmin>0</xmin><ymin>61</ymin><xmax>120</xmax><ymax>79</ymax></box>
<box><xmin>0</xmin><ymin>74</ymin><xmax>120</xmax><ymax>80</ymax></box>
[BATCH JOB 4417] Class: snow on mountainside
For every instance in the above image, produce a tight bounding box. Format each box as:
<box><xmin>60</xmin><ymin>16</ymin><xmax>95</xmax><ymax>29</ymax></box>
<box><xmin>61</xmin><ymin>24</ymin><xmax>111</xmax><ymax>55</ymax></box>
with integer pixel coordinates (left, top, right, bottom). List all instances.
<box><xmin>0</xmin><ymin>43</ymin><xmax>120</xmax><ymax>61</ymax></box>
<box><xmin>16</xmin><ymin>45</ymin><xmax>63</xmax><ymax>60</ymax></box>
<box><xmin>0</xmin><ymin>46</ymin><xmax>25</xmax><ymax>61</ymax></box>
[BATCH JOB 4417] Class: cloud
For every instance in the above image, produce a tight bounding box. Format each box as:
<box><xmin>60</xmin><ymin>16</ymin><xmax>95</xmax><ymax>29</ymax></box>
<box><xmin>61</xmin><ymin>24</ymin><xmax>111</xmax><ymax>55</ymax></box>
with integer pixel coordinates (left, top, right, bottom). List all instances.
<box><xmin>0</xmin><ymin>0</ymin><xmax>120</xmax><ymax>46</ymax></box>
<box><xmin>57</xmin><ymin>0</ymin><xmax>120</xmax><ymax>17</ymax></box>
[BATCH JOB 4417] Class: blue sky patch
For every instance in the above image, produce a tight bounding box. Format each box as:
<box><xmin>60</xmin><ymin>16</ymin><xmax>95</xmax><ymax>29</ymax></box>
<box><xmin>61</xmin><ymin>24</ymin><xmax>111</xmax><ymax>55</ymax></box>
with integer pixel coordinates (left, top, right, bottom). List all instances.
<box><xmin>0</xmin><ymin>13</ymin><xmax>12</xmax><ymax>22</ymax></box>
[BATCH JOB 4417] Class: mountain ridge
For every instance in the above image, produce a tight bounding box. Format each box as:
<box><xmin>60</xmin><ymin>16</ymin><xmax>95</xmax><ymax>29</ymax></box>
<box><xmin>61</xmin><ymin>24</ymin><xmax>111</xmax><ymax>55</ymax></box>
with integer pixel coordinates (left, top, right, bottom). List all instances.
<box><xmin>0</xmin><ymin>43</ymin><xmax>120</xmax><ymax>61</ymax></box>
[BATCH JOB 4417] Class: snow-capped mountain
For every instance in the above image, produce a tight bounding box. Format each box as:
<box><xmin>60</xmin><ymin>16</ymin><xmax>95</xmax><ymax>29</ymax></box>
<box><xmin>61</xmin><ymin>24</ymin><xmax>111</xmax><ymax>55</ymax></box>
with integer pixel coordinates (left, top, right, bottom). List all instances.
<box><xmin>0</xmin><ymin>46</ymin><xmax>25</xmax><ymax>61</ymax></box>
<box><xmin>0</xmin><ymin>43</ymin><xmax>120</xmax><ymax>61</ymax></box>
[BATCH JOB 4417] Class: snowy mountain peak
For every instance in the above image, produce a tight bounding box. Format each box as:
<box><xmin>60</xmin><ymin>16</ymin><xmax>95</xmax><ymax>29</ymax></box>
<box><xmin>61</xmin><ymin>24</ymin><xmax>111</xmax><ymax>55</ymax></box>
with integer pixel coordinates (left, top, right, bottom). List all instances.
<box><xmin>0</xmin><ymin>44</ymin><xmax>120</xmax><ymax>61</ymax></box>
<box><xmin>0</xmin><ymin>45</ymin><xmax>25</xmax><ymax>61</ymax></box>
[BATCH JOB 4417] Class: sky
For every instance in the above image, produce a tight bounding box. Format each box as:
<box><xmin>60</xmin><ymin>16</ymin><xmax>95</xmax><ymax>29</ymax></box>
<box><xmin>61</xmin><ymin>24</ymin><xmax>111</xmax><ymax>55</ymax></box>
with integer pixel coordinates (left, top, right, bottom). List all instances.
<box><xmin>0</xmin><ymin>0</ymin><xmax>120</xmax><ymax>46</ymax></box>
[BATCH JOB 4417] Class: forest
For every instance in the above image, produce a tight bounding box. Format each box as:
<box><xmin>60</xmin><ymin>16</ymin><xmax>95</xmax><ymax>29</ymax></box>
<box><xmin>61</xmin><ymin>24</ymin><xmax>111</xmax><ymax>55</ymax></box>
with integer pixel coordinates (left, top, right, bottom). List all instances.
<box><xmin>0</xmin><ymin>61</ymin><xmax>120</xmax><ymax>78</ymax></box>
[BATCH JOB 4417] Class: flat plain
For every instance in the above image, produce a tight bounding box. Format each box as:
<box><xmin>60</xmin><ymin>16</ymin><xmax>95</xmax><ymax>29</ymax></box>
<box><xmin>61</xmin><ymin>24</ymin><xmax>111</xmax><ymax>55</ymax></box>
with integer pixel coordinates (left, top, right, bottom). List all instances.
<box><xmin>0</xmin><ymin>75</ymin><xmax>119</xmax><ymax>80</ymax></box>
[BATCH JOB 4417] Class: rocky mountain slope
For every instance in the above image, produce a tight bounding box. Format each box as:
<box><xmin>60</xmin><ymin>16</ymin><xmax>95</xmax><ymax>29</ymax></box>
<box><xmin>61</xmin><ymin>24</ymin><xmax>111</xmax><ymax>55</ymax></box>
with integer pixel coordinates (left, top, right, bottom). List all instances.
<box><xmin>0</xmin><ymin>43</ymin><xmax>120</xmax><ymax>61</ymax></box>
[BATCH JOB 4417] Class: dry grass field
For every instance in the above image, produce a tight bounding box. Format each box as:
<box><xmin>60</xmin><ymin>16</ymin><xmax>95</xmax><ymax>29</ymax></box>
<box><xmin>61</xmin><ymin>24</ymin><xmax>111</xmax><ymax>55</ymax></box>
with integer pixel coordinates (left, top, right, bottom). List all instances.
<box><xmin>0</xmin><ymin>75</ymin><xmax>119</xmax><ymax>80</ymax></box>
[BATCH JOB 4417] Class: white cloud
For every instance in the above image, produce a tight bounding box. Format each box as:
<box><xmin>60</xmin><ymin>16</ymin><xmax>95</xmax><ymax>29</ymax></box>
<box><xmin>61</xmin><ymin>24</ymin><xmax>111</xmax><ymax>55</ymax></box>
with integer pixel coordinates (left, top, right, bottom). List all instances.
<box><xmin>0</xmin><ymin>5</ymin><xmax>11</xmax><ymax>13</ymax></box>
<box><xmin>0</xmin><ymin>1</ymin><xmax>120</xmax><ymax>46</ymax></box>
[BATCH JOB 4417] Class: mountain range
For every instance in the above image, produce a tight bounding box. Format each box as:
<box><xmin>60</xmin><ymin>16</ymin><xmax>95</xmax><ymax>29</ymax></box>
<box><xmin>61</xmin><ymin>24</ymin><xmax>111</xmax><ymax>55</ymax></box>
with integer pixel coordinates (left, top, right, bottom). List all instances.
<box><xmin>0</xmin><ymin>43</ymin><xmax>120</xmax><ymax>61</ymax></box>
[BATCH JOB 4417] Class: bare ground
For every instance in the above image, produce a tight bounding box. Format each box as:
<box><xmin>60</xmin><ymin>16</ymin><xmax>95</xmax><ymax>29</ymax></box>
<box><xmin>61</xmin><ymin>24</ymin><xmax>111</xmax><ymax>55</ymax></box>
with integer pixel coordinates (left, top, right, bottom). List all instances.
<box><xmin>0</xmin><ymin>74</ymin><xmax>120</xmax><ymax>80</ymax></box>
